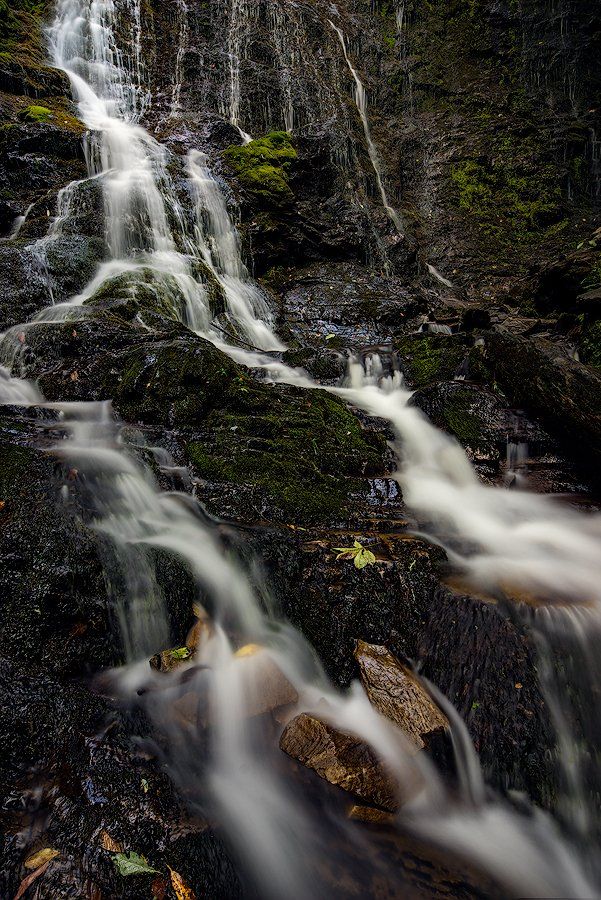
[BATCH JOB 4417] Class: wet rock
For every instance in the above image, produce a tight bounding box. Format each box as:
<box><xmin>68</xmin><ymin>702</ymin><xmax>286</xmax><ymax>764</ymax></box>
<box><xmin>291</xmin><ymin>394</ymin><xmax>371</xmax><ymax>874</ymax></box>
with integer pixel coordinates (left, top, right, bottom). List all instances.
<box><xmin>532</xmin><ymin>230</ymin><xmax>601</xmax><ymax>314</ymax></box>
<box><xmin>279</xmin><ymin>712</ymin><xmax>399</xmax><ymax>812</ymax></box>
<box><xmin>354</xmin><ymin>640</ymin><xmax>448</xmax><ymax>751</ymax></box>
<box><xmin>347</xmin><ymin>805</ymin><xmax>395</xmax><ymax>825</ymax></box>
<box><xmin>0</xmin><ymin>244</ymin><xmax>52</xmax><ymax>327</ymax></box>
<box><xmin>272</xmin><ymin>260</ymin><xmax>423</xmax><ymax>352</ymax></box>
<box><xmin>411</xmin><ymin>381</ymin><xmax>510</xmax><ymax>467</ymax></box>
<box><xmin>166</xmin><ymin>645</ymin><xmax>298</xmax><ymax>728</ymax></box>
<box><xmin>485</xmin><ymin>332</ymin><xmax>601</xmax><ymax>471</ymax></box>
<box><xmin>395</xmin><ymin>334</ymin><xmax>469</xmax><ymax>389</ymax></box>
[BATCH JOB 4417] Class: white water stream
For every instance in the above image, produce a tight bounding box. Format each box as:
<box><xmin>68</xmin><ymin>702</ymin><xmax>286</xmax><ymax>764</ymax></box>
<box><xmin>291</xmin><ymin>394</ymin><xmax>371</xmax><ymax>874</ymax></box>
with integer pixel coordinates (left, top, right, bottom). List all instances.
<box><xmin>1</xmin><ymin>0</ymin><xmax>601</xmax><ymax>896</ymax></box>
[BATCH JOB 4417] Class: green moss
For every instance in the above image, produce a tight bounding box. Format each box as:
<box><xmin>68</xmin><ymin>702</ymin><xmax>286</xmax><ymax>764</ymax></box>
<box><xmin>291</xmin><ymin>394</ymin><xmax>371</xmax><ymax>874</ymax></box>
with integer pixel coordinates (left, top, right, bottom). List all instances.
<box><xmin>20</xmin><ymin>103</ymin><xmax>50</xmax><ymax>121</ymax></box>
<box><xmin>223</xmin><ymin>131</ymin><xmax>297</xmax><ymax>206</ymax></box>
<box><xmin>187</xmin><ymin>391</ymin><xmax>386</xmax><ymax>521</ymax></box>
<box><xmin>395</xmin><ymin>335</ymin><xmax>465</xmax><ymax>388</ymax></box>
<box><xmin>443</xmin><ymin>392</ymin><xmax>484</xmax><ymax>446</ymax></box>
<box><xmin>450</xmin><ymin>155</ymin><xmax>564</xmax><ymax>247</ymax></box>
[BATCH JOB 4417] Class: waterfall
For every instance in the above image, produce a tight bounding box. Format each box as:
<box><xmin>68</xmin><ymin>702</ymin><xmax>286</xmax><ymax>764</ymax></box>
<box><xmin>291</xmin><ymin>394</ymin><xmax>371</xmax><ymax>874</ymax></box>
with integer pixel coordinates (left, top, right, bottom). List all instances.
<box><xmin>45</xmin><ymin>0</ymin><xmax>278</xmax><ymax>347</ymax></box>
<box><xmin>4</xmin><ymin>349</ymin><xmax>599</xmax><ymax>897</ymax></box>
<box><xmin>1</xmin><ymin>0</ymin><xmax>600</xmax><ymax>896</ymax></box>
<box><xmin>329</xmin><ymin>20</ymin><xmax>404</xmax><ymax>236</ymax></box>
<box><xmin>187</xmin><ymin>150</ymin><xmax>284</xmax><ymax>349</ymax></box>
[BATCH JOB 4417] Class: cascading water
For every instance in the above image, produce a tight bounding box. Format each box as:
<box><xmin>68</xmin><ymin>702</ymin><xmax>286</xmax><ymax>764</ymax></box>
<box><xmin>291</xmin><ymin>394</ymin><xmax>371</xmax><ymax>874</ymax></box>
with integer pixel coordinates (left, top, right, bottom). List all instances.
<box><xmin>44</xmin><ymin>0</ymin><xmax>277</xmax><ymax>348</ymax></box>
<box><xmin>3</xmin><ymin>0</ymin><xmax>601</xmax><ymax>896</ymax></box>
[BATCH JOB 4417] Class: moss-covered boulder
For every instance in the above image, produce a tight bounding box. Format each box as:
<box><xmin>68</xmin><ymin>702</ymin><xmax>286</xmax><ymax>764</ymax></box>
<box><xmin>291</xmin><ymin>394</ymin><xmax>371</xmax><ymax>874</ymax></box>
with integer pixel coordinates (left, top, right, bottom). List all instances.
<box><xmin>24</xmin><ymin>316</ymin><xmax>388</xmax><ymax>523</ymax></box>
<box><xmin>223</xmin><ymin>131</ymin><xmax>297</xmax><ymax>207</ymax></box>
<box><xmin>187</xmin><ymin>387</ymin><xmax>386</xmax><ymax>521</ymax></box>
<box><xmin>411</xmin><ymin>381</ymin><xmax>509</xmax><ymax>464</ymax></box>
<box><xmin>394</xmin><ymin>334</ymin><xmax>468</xmax><ymax>388</ymax></box>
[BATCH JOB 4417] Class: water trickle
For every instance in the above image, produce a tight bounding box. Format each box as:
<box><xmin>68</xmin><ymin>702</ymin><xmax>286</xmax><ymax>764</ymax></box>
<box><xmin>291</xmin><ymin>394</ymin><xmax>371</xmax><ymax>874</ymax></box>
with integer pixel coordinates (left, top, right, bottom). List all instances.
<box><xmin>329</xmin><ymin>20</ymin><xmax>404</xmax><ymax>237</ymax></box>
<box><xmin>220</xmin><ymin>0</ymin><xmax>253</xmax><ymax>142</ymax></box>
<box><xmin>169</xmin><ymin>0</ymin><xmax>189</xmax><ymax>120</ymax></box>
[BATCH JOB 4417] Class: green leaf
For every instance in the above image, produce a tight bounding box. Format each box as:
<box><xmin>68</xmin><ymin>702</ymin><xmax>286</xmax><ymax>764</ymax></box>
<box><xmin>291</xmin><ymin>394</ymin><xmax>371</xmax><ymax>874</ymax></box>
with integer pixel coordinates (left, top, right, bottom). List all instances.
<box><xmin>333</xmin><ymin>540</ymin><xmax>376</xmax><ymax>569</ymax></box>
<box><xmin>354</xmin><ymin>551</ymin><xmax>369</xmax><ymax>569</ymax></box>
<box><xmin>113</xmin><ymin>852</ymin><xmax>160</xmax><ymax>877</ymax></box>
<box><xmin>169</xmin><ymin>647</ymin><xmax>191</xmax><ymax>661</ymax></box>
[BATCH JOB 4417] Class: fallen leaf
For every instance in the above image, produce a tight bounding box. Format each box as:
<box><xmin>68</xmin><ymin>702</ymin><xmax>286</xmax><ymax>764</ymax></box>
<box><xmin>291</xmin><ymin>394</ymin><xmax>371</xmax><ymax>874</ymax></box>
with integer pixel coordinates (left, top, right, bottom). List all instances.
<box><xmin>113</xmin><ymin>851</ymin><xmax>160</xmax><ymax>877</ymax></box>
<box><xmin>24</xmin><ymin>848</ymin><xmax>60</xmax><ymax>870</ymax></box>
<box><xmin>0</xmin><ymin>500</ymin><xmax>5</xmax><ymax>510</ymax></box>
<box><xmin>14</xmin><ymin>861</ymin><xmax>51</xmax><ymax>899</ymax></box>
<box><xmin>70</xmin><ymin>370</ymin><xmax>79</xmax><ymax>381</ymax></box>
<box><xmin>141</xmin><ymin>778</ymin><xmax>149</xmax><ymax>793</ymax></box>
<box><xmin>100</xmin><ymin>830</ymin><xmax>123</xmax><ymax>853</ymax></box>
<box><xmin>235</xmin><ymin>643</ymin><xmax>261</xmax><ymax>658</ymax></box>
<box><xmin>515</xmin><ymin>683</ymin><xmax>523</xmax><ymax>690</ymax></box>
<box><xmin>168</xmin><ymin>865</ymin><xmax>196</xmax><ymax>900</ymax></box>
<box><xmin>151</xmin><ymin>876</ymin><xmax>168</xmax><ymax>900</ymax></box>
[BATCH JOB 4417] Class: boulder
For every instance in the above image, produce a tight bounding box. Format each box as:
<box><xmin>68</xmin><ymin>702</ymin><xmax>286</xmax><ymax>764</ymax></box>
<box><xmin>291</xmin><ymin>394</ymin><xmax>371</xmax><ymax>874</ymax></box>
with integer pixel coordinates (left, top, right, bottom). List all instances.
<box><xmin>485</xmin><ymin>332</ymin><xmax>601</xmax><ymax>469</ymax></box>
<box><xmin>279</xmin><ymin>712</ymin><xmax>399</xmax><ymax>812</ymax></box>
<box><xmin>354</xmin><ymin>640</ymin><xmax>448</xmax><ymax>751</ymax></box>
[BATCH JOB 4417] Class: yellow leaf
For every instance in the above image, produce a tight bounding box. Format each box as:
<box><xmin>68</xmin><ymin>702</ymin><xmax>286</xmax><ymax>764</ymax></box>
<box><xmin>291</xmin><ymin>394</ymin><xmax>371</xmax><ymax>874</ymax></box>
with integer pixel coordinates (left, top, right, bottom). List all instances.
<box><xmin>24</xmin><ymin>848</ymin><xmax>60</xmax><ymax>870</ymax></box>
<box><xmin>100</xmin><ymin>830</ymin><xmax>123</xmax><ymax>853</ymax></box>
<box><xmin>235</xmin><ymin>643</ymin><xmax>262</xmax><ymax>658</ymax></box>
<box><xmin>168</xmin><ymin>865</ymin><xmax>196</xmax><ymax>900</ymax></box>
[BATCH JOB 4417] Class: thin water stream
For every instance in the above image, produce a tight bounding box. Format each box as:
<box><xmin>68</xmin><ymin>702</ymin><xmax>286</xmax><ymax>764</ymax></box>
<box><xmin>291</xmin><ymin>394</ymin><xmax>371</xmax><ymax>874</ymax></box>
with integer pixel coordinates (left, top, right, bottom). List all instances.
<box><xmin>1</xmin><ymin>0</ymin><xmax>601</xmax><ymax>896</ymax></box>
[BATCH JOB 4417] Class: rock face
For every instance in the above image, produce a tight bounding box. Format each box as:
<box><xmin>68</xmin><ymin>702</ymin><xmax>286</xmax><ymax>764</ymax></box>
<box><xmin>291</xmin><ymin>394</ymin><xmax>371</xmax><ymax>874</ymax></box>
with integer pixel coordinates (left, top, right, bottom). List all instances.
<box><xmin>354</xmin><ymin>640</ymin><xmax>448</xmax><ymax>751</ymax></box>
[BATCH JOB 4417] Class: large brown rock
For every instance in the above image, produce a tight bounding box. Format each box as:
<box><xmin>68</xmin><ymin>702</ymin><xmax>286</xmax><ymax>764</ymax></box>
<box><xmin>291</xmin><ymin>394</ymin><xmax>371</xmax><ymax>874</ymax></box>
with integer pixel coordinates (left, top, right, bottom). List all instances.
<box><xmin>354</xmin><ymin>640</ymin><xmax>448</xmax><ymax>751</ymax></box>
<box><xmin>279</xmin><ymin>712</ymin><xmax>399</xmax><ymax>811</ymax></box>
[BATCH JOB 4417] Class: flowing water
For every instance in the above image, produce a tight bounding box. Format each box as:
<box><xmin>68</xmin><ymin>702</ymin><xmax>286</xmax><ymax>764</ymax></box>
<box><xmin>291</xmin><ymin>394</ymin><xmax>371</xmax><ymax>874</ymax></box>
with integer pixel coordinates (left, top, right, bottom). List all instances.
<box><xmin>3</xmin><ymin>0</ymin><xmax>601</xmax><ymax>896</ymax></box>
<box><xmin>329</xmin><ymin>20</ymin><xmax>405</xmax><ymax>237</ymax></box>
<box><xmin>169</xmin><ymin>0</ymin><xmax>189</xmax><ymax>120</ymax></box>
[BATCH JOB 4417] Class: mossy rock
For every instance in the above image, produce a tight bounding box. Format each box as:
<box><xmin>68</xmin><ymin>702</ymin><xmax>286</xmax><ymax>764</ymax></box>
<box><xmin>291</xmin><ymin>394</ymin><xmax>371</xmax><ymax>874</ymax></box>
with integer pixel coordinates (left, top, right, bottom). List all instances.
<box><xmin>223</xmin><ymin>131</ymin><xmax>297</xmax><ymax>207</ymax></box>
<box><xmin>395</xmin><ymin>334</ymin><xmax>466</xmax><ymax>388</ymax></box>
<box><xmin>411</xmin><ymin>381</ymin><xmax>507</xmax><ymax>459</ymax></box>
<box><xmin>485</xmin><ymin>332</ymin><xmax>601</xmax><ymax>470</ymax></box>
<box><xmin>30</xmin><ymin>317</ymin><xmax>387</xmax><ymax>523</ymax></box>
<box><xmin>19</xmin><ymin>103</ymin><xmax>50</xmax><ymax>122</ymax></box>
<box><xmin>187</xmin><ymin>388</ymin><xmax>386</xmax><ymax>521</ymax></box>
<box><xmin>84</xmin><ymin>264</ymin><xmax>225</xmax><ymax>324</ymax></box>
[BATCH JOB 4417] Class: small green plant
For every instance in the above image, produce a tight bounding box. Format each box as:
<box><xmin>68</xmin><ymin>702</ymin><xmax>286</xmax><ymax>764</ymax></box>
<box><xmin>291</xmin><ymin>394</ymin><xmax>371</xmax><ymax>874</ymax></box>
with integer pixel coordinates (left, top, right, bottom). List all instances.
<box><xmin>333</xmin><ymin>540</ymin><xmax>377</xmax><ymax>570</ymax></box>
